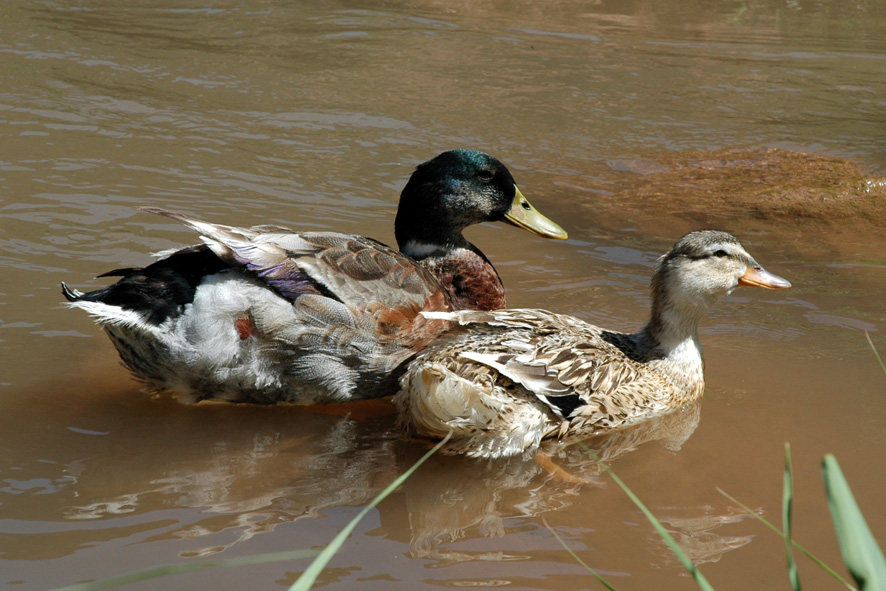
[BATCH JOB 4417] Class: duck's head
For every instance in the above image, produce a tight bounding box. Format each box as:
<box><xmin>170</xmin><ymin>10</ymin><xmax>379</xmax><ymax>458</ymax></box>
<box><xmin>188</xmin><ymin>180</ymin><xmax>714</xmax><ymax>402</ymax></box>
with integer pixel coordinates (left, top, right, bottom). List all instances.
<box><xmin>649</xmin><ymin>230</ymin><xmax>791</xmax><ymax>336</ymax></box>
<box><xmin>395</xmin><ymin>149</ymin><xmax>567</xmax><ymax>258</ymax></box>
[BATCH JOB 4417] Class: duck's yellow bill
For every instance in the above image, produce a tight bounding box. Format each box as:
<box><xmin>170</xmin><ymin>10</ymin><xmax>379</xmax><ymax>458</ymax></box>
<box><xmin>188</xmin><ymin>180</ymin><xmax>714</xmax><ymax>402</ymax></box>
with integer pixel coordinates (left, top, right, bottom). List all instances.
<box><xmin>503</xmin><ymin>186</ymin><xmax>568</xmax><ymax>240</ymax></box>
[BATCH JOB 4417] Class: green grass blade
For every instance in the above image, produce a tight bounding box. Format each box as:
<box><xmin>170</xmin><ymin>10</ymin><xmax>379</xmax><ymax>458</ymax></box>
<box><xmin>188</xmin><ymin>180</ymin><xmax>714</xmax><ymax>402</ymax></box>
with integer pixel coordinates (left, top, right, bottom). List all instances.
<box><xmin>582</xmin><ymin>445</ymin><xmax>716</xmax><ymax>591</ymax></box>
<box><xmin>288</xmin><ymin>433</ymin><xmax>450</xmax><ymax>591</ymax></box>
<box><xmin>716</xmin><ymin>487</ymin><xmax>857</xmax><ymax>590</ymax></box>
<box><xmin>541</xmin><ymin>517</ymin><xmax>620</xmax><ymax>591</ymax></box>
<box><xmin>49</xmin><ymin>549</ymin><xmax>319</xmax><ymax>591</ymax></box>
<box><xmin>822</xmin><ymin>455</ymin><xmax>886</xmax><ymax>591</ymax></box>
<box><xmin>864</xmin><ymin>332</ymin><xmax>886</xmax><ymax>376</ymax></box>
<box><xmin>783</xmin><ymin>443</ymin><xmax>802</xmax><ymax>591</ymax></box>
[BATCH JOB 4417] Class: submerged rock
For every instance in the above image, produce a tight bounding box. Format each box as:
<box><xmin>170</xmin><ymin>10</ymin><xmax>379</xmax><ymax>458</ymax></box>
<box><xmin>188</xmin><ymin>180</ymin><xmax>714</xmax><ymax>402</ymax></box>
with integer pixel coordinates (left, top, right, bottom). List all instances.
<box><xmin>588</xmin><ymin>147</ymin><xmax>886</xmax><ymax>259</ymax></box>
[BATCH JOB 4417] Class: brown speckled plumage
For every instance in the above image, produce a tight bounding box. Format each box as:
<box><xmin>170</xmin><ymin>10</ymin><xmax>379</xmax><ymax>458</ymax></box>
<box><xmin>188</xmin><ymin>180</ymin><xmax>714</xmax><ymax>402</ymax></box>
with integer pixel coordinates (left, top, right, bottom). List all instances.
<box><xmin>395</xmin><ymin>230</ymin><xmax>791</xmax><ymax>457</ymax></box>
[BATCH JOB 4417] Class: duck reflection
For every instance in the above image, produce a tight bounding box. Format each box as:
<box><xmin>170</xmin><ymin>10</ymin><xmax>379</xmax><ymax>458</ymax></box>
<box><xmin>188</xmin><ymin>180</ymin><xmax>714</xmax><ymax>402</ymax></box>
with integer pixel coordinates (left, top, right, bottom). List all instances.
<box><xmin>647</xmin><ymin>506</ymin><xmax>756</xmax><ymax>568</ymax></box>
<box><xmin>53</xmin><ymin>398</ymin><xmax>749</xmax><ymax>566</ymax></box>
<box><xmin>382</xmin><ymin>403</ymin><xmax>705</xmax><ymax>562</ymax></box>
<box><xmin>55</xmin><ymin>400</ymin><xmax>400</xmax><ymax>558</ymax></box>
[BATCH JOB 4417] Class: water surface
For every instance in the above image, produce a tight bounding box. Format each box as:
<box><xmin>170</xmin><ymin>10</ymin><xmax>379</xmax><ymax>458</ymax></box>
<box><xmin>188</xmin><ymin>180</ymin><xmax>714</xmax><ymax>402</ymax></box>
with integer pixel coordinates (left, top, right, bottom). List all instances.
<box><xmin>2</xmin><ymin>1</ymin><xmax>885</xmax><ymax>589</ymax></box>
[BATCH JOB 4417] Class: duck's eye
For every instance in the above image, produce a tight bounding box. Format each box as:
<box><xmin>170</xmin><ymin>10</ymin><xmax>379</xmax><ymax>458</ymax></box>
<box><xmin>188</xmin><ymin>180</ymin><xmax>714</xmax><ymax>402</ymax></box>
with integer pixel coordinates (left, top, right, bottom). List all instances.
<box><xmin>713</xmin><ymin>249</ymin><xmax>728</xmax><ymax>258</ymax></box>
<box><xmin>477</xmin><ymin>170</ymin><xmax>494</xmax><ymax>182</ymax></box>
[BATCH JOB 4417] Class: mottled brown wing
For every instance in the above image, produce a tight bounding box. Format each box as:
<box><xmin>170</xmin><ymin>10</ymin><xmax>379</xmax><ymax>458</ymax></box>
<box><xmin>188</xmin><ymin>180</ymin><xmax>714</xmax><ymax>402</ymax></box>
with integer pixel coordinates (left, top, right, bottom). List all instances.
<box><xmin>302</xmin><ymin>233</ymin><xmax>447</xmax><ymax>305</ymax></box>
<box><xmin>447</xmin><ymin>309</ymin><xmax>650</xmax><ymax>425</ymax></box>
<box><xmin>144</xmin><ymin>208</ymin><xmax>449</xmax><ymax>307</ymax></box>
<box><xmin>144</xmin><ymin>208</ymin><xmax>454</xmax><ymax>351</ymax></box>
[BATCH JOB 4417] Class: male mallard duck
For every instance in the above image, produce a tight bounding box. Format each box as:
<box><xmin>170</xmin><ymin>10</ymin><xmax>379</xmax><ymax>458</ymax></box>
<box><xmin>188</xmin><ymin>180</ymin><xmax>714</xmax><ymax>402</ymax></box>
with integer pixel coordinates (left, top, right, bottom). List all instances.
<box><xmin>395</xmin><ymin>230</ymin><xmax>791</xmax><ymax>458</ymax></box>
<box><xmin>61</xmin><ymin>149</ymin><xmax>567</xmax><ymax>404</ymax></box>
<box><xmin>395</xmin><ymin>150</ymin><xmax>566</xmax><ymax>310</ymax></box>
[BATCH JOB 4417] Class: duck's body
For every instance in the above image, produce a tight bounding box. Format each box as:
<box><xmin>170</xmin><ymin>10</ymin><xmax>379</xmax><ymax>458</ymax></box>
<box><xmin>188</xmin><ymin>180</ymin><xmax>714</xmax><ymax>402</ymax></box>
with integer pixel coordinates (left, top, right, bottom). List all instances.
<box><xmin>62</xmin><ymin>150</ymin><xmax>566</xmax><ymax>404</ymax></box>
<box><xmin>395</xmin><ymin>230</ymin><xmax>791</xmax><ymax>458</ymax></box>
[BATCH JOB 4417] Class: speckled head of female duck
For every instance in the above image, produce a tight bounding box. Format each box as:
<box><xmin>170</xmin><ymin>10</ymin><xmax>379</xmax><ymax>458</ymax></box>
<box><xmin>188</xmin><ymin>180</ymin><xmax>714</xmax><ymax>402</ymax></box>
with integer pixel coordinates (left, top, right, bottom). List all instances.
<box><xmin>395</xmin><ymin>149</ymin><xmax>567</xmax><ymax>311</ymax></box>
<box><xmin>395</xmin><ymin>230</ymin><xmax>791</xmax><ymax>458</ymax></box>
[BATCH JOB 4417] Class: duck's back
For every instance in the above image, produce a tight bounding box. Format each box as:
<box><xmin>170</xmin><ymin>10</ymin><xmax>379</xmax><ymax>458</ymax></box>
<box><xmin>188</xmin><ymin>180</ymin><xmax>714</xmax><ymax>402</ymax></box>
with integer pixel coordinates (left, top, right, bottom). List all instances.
<box><xmin>396</xmin><ymin>309</ymin><xmax>703</xmax><ymax>457</ymax></box>
<box><xmin>64</xmin><ymin>215</ymin><xmax>454</xmax><ymax>404</ymax></box>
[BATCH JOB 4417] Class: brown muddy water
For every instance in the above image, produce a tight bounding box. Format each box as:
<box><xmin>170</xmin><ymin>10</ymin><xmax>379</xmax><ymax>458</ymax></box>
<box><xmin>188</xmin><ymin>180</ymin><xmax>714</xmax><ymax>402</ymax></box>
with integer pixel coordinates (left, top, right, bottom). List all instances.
<box><xmin>2</xmin><ymin>1</ymin><xmax>885</xmax><ymax>590</ymax></box>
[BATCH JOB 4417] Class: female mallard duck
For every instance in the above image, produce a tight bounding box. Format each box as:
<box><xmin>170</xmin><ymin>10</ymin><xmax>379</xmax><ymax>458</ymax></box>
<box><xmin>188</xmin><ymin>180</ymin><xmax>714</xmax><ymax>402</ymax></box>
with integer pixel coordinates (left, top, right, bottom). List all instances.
<box><xmin>395</xmin><ymin>230</ymin><xmax>791</xmax><ymax>458</ymax></box>
<box><xmin>61</xmin><ymin>149</ymin><xmax>567</xmax><ymax>404</ymax></box>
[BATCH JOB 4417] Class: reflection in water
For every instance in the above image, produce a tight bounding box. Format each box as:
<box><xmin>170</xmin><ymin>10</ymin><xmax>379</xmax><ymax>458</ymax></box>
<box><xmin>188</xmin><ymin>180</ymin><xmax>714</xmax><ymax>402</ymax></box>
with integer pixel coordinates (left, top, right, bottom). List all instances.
<box><xmin>56</xmin><ymin>409</ymin><xmax>398</xmax><ymax>558</ymax></box>
<box><xmin>648</xmin><ymin>507</ymin><xmax>755</xmax><ymax>569</ymax></box>
<box><xmin>51</xmin><ymin>401</ymin><xmax>743</xmax><ymax>569</ymax></box>
<box><xmin>390</xmin><ymin>404</ymin><xmax>713</xmax><ymax>563</ymax></box>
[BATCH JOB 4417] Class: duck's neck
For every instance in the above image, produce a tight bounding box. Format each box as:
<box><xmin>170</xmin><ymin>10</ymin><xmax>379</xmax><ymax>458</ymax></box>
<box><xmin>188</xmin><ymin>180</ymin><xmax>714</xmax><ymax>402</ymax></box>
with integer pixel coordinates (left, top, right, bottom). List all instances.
<box><xmin>400</xmin><ymin>239</ymin><xmax>506</xmax><ymax>311</ymax></box>
<box><xmin>642</xmin><ymin>298</ymin><xmax>705</xmax><ymax>354</ymax></box>
<box><xmin>635</xmin><ymin>284</ymin><xmax>710</xmax><ymax>394</ymax></box>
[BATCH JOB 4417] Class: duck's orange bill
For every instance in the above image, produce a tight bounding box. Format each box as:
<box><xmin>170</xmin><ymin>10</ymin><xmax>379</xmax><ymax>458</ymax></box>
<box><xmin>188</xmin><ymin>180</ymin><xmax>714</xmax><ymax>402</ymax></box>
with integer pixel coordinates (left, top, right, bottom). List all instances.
<box><xmin>738</xmin><ymin>265</ymin><xmax>792</xmax><ymax>289</ymax></box>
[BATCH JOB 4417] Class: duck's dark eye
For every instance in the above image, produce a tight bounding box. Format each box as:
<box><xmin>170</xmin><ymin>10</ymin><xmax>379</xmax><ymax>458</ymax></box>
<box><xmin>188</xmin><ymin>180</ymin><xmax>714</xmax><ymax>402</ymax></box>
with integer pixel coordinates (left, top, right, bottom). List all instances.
<box><xmin>477</xmin><ymin>170</ymin><xmax>494</xmax><ymax>183</ymax></box>
<box><xmin>713</xmin><ymin>249</ymin><xmax>728</xmax><ymax>258</ymax></box>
